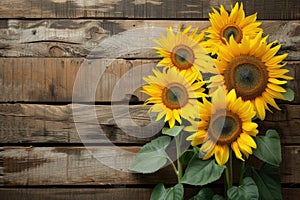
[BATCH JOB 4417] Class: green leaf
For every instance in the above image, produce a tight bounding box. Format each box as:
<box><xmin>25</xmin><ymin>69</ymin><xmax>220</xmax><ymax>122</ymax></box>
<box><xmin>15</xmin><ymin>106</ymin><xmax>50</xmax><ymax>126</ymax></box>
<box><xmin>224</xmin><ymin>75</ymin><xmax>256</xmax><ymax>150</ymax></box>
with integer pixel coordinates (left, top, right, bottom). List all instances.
<box><xmin>227</xmin><ymin>177</ymin><xmax>259</xmax><ymax>200</ymax></box>
<box><xmin>189</xmin><ymin>188</ymin><xmax>225</xmax><ymax>200</ymax></box>
<box><xmin>162</xmin><ymin>126</ymin><xmax>184</xmax><ymax>137</ymax></box>
<box><xmin>247</xmin><ymin>164</ymin><xmax>282</xmax><ymax>200</ymax></box>
<box><xmin>283</xmin><ymin>88</ymin><xmax>295</xmax><ymax>102</ymax></box>
<box><xmin>150</xmin><ymin>184</ymin><xmax>167</xmax><ymax>200</ymax></box>
<box><xmin>253</xmin><ymin>129</ymin><xmax>282</xmax><ymax>166</ymax></box>
<box><xmin>150</xmin><ymin>184</ymin><xmax>184</xmax><ymax>200</ymax></box>
<box><xmin>188</xmin><ymin>188</ymin><xmax>214</xmax><ymax>200</ymax></box>
<box><xmin>165</xmin><ymin>184</ymin><xmax>184</xmax><ymax>200</ymax></box>
<box><xmin>179</xmin><ymin>149</ymin><xmax>196</xmax><ymax>165</ymax></box>
<box><xmin>181</xmin><ymin>157</ymin><xmax>226</xmax><ymax>186</ymax></box>
<box><xmin>212</xmin><ymin>195</ymin><xmax>226</xmax><ymax>200</ymax></box>
<box><xmin>128</xmin><ymin>136</ymin><xmax>171</xmax><ymax>173</ymax></box>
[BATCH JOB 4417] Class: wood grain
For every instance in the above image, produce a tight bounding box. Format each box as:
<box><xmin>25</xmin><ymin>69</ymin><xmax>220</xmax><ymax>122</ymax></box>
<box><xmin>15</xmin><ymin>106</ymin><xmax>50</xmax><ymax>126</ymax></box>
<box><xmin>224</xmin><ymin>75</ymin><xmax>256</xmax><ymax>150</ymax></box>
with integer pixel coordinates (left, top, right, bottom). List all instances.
<box><xmin>0</xmin><ymin>146</ymin><xmax>299</xmax><ymax>186</ymax></box>
<box><xmin>0</xmin><ymin>20</ymin><xmax>298</xmax><ymax>60</ymax></box>
<box><xmin>0</xmin><ymin>58</ymin><xmax>155</xmax><ymax>102</ymax></box>
<box><xmin>0</xmin><ymin>0</ymin><xmax>298</xmax><ymax>19</ymax></box>
<box><xmin>0</xmin><ymin>104</ymin><xmax>299</xmax><ymax>144</ymax></box>
<box><xmin>0</xmin><ymin>188</ymin><xmax>299</xmax><ymax>200</ymax></box>
<box><xmin>0</xmin><ymin>58</ymin><xmax>298</xmax><ymax>103</ymax></box>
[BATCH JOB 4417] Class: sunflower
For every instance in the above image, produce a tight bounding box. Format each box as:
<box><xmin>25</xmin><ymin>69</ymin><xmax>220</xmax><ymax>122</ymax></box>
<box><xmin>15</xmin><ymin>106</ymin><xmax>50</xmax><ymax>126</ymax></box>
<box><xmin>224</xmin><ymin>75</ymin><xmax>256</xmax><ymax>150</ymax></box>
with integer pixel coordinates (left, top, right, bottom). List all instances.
<box><xmin>154</xmin><ymin>26</ymin><xmax>214</xmax><ymax>80</ymax></box>
<box><xmin>202</xmin><ymin>2</ymin><xmax>262</xmax><ymax>55</ymax></box>
<box><xmin>208</xmin><ymin>32</ymin><xmax>293</xmax><ymax>120</ymax></box>
<box><xmin>186</xmin><ymin>88</ymin><xmax>258</xmax><ymax>165</ymax></box>
<box><xmin>142</xmin><ymin>68</ymin><xmax>207</xmax><ymax>128</ymax></box>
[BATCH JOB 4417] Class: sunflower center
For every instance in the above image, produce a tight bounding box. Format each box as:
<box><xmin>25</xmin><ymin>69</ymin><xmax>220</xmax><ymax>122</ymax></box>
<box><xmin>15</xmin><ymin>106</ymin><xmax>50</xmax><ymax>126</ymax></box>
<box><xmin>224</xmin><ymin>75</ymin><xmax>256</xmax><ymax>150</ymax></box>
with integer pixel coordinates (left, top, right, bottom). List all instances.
<box><xmin>209</xmin><ymin>111</ymin><xmax>242</xmax><ymax>145</ymax></box>
<box><xmin>171</xmin><ymin>45</ymin><xmax>195</xmax><ymax>70</ymax></box>
<box><xmin>162</xmin><ymin>83</ymin><xmax>189</xmax><ymax>109</ymax></box>
<box><xmin>220</xmin><ymin>25</ymin><xmax>243</xmax><ymax>44</ymax></box>
<box><xmin>224</xmin><ymin>55</ymin><xmax>268</xmax><ymax>100</ymax></box>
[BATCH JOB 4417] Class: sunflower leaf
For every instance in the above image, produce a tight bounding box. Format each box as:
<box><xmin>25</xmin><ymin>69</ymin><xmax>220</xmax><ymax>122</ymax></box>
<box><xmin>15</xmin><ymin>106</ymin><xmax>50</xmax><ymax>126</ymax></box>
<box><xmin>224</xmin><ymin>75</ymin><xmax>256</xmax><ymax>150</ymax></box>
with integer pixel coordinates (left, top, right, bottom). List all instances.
<box><xmin>150</xmin><ymin>184</ymin><xmax>184</xmax><ymax>200</ymax></box>
<box><xmin>188</xmin><ymin>188</ymin><xmax>214</xmax><ymax>200</ymax></box>
<box><xmin>179</xmin><ymin>149</ymin><xmax>197</xmax><ymax>165</ymax></box>
<box><xmin>246</xmin><ymin>164</ymin><xmax>282</xmax><ymax>200</ymax></box>
<box><xmin>283</xmin><ymin>87</ymin><xmax>295</xmax><ymax>102</ymax></box>
<box><xmin>162</xmin><ymin>126</ymin><xmax>184</xmax><ymax>137</ymax></box>
<box><xmin>181</xmin><ymin>157</ymin><xmax>226</xmax><ymax>186</ymax></box>
<box><xmin>150</xmin><ymin>184</ymin><xmax>167</xmax><ymax>200</ymax></box>
<box><xmin>164</xmin><ymin>184</ymin><xmax>184</xmax><ymax>200</ymax></box>
<box><xmin>253</xmin><ymin>129</ymin><xmax>281</xmax><ymax>166</ymax></box>
<box><xmin>128</xmin><ymin>136</ymin><xmax>171</xmax><ymax>173</ymax></box>
<box><xmin>227</xmin><ymin>177</ymin><xmax>259</xmax><ymax>200</ymax></box>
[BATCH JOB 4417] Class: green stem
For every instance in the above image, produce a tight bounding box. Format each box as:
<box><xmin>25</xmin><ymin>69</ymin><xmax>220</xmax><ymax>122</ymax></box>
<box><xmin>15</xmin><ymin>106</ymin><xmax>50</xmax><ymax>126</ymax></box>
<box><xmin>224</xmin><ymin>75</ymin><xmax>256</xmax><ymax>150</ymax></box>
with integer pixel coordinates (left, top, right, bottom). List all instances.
<box><xmin>239</xmin><ymin>161</ymin><xmax>245</xmax><ymax>185</ymax></box>
<box><xmin>167</xmin><ymin>156</ymin><xmax>178</xmax><ymax>176</ymax></box>
<box><xmin>175</xmin><ymin>134</ymin><xmax>183</xmax><ymax>183</ymax></box>
<box><xmin>225</xmin><ymin>149</ymin><xmax>233</xmax><ymax>199</ymax></box>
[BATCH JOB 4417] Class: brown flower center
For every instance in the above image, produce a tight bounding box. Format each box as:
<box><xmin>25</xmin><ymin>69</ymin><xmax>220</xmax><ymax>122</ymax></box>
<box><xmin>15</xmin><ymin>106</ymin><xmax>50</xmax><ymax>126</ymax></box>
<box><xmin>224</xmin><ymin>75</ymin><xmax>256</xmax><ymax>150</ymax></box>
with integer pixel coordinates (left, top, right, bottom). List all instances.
<box><xmin>220</xmin><ymin>24</ymin><xmax>243</xmax><ymax>44</ymax></box>
<box><xmin>209</xmin><ymin>111</ymin><xmax>242</xmax><ymax>145</ymax></box>
<box><xmin>162</xmin><ymin>83</ymin><xmax>189</xmax><ymax>109</ymax></box>
<box><xmin>224</xmin><ymin>55</ymin><xmax>268</xmax><ymax>100</ymax></box>
<box><xmin>171</xmin><ymin>45</ymin><xmax>195</xmax><ymax>70</ymax></box>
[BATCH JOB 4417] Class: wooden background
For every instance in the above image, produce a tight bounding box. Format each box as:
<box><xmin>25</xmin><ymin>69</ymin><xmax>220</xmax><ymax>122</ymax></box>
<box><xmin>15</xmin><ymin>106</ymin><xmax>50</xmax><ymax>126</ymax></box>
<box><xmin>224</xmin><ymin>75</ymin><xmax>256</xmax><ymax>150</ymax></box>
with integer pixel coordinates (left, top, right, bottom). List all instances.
<box><xmin>0</xmin><ymin>0</ymin><xmax>299</xmax><ymax>199</ymax></box>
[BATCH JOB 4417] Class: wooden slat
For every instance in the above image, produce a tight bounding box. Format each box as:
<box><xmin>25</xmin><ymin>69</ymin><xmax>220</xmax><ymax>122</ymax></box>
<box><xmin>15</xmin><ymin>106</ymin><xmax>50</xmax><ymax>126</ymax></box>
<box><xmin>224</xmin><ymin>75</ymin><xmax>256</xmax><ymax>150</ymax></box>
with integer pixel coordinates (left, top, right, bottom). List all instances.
<box><xmin>0</xmin><ymin>0</ymin><xmax>298</xmax><ymax>19</ymax></box>
<box><xmin>0</xmin><ymin>58</ymin><xmax>298</xmax><ymax>103</ymax></box>
<box><xmin>0</xmin><ymin>58</ymin><xmax>155</xmax><ymax>102</ymax></box>
<box><xmin>0</xmin><ymin>146</ymin><xmax>298</xmax><ymax>186</ymax></box>
<box><xmin>0</xmin><ymin>20</ymin><xmax>298</xmax><ymax>60</ymax></box>
<box><xmin>0</xmin><ymin>104</ymin><xmax>300</xmax><ymax>144</ymax></box>
<box><xmin>0</xmin><ymin>188</ymin><xmax>299</xmax><ymax>200</ymax></box>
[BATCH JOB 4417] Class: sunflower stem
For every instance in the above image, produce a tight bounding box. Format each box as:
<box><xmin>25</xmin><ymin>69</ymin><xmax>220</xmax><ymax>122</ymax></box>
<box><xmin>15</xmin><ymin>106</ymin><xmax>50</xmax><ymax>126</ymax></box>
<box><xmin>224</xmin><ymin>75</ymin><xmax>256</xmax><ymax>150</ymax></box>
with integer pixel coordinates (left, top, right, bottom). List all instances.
<box><xmin>175</xmin><ymin>134</ymin><xmax>183</xmax><ymax>183</ymax></box>
<box><xmin>167</xmin><ymin>156</ymin><xmax>178</xmax><ymax>177</ymax></box>
<box><xmin>225</xmin><ymin>149</ymin><xmax>233</xmax><ymax>199</ymax></box>
<box><xmin>239</xmin><ymin>160</ymin><xmax>246</xmax><ymax>185</ymax></box>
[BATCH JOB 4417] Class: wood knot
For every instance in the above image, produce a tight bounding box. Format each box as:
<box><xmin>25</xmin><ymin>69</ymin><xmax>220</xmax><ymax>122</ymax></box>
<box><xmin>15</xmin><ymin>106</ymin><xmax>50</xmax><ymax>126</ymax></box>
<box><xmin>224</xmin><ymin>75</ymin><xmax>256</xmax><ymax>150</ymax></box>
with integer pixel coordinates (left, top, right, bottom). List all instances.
<box><xmin>49</xmin><ymin>46</ymin><xmax>66</xmax><ymax>57</ymax></box>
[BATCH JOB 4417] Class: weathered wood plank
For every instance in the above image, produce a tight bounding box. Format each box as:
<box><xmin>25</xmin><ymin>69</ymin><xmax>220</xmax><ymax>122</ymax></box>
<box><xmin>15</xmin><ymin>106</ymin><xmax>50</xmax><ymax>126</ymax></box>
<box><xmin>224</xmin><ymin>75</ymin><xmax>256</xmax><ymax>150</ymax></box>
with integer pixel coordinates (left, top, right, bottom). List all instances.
<box><xmin>0</xmin><ymin>104</ymin><xmax>300</xmax><ymax>144</ymax></box>
<box><xmin>0</xmin><ymin>20</ymin><xmax>299</xmax><ymax>60</ymax></box>
<box><xmin>0</xmin><ymin>58</ymin><xmax>154</xmax><ymax>102</ymax></box>
<box><xmin>0</xmin><ymin>0</ymin><xmax>298</xmax><ymax>19</ymax></box>
<box><xmin>0</xmin><ymin>58</ymin><xmax>298</xmax><ymax>103</ymax></box>
<box><xmin>0</xmin><ymin>188</ymin><xmax>299</xmax><ymax>200</ymax></box>
<box><xmin>0</xmin><ymin>146</ymin><xmax>298</xmax><ymax>186</ymax></box>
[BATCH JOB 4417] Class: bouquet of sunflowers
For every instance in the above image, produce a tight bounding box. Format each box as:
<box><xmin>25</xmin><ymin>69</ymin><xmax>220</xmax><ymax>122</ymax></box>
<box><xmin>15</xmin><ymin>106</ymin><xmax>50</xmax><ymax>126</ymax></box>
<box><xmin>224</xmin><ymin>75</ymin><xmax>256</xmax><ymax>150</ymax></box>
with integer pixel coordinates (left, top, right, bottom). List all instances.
<box><xmin>129</xmin><ymin>2</ymin><xmax>294</xmax><ymax>200</ymax></box>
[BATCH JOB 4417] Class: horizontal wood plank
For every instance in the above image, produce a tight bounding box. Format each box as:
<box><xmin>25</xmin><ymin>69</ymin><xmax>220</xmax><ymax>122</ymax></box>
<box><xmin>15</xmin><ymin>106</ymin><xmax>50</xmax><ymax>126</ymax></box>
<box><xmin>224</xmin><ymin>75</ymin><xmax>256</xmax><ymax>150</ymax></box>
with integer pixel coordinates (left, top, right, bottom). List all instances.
<box><xmin>0</xmin><ymin>58</ymin><xmax>298</xmax><ymax>103</ymax></box>
<box><xmin>0</xmin><ymin>20</ymin><xmax>298</xmax><ymax>60</ymax></box>
<box><xmin>0</xmin><ymin>104</ymin><xmax>300</xmax><ymax>144</ymax></box>
<box><xmin>0</xmin><ymin>0</ymin><xmax>298</xmax><ymax>19</ymax></box>
<box><xmin>0</xmin><ymin>146</ymin><xmax>299</xmax><ymax>186</ymax></box>
<box><xmin>0</xmin><ymin>188</ymin><xmax>299</xmax><ymax>200</ymax></box>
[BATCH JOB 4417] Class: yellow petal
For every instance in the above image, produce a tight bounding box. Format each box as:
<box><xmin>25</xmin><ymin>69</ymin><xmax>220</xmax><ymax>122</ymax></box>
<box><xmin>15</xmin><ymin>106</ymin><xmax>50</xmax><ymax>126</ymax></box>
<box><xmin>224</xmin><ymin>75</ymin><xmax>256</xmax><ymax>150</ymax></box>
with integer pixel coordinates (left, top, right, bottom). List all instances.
<box><xmin>231</xmin><ymin>141</ymin><xmax>244</xmax><ymax>161</ymax></box>
<box><xmin>242</xmin><ymin>122</ymin><xmax>258</xmax><ymax>132</ymax></box>
<box><xmin>255</xmin><ymin>97</ymin><xmax>266</xmax><ymax>120</ymax></box>
<box><xmin>215</xmin><ymin>145</ymin><xmax>229</xmax><ymax>165</ymax></box>
<box><xmin>239</xmin><ymin>133</ymin><xmax>257</xmax><ymax>148</ymax></box>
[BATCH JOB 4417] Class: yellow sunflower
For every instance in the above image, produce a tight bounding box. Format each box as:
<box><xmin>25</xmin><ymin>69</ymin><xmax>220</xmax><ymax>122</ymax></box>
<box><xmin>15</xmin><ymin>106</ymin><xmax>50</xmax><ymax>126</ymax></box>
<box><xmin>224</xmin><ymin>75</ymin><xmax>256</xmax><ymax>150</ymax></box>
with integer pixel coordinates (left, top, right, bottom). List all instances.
<box><xmin>142</xmin><ymin>68</ymin><xmax>207</xmax><ymax>128</ymax></box>
<box><xmin>154</xmin><ymin>26</ymin><xmax>214</xmax><ymax>80</ymax></box>
<box><xmin>208</xmin><ymin>32</ymin><xmax>293</xmax><ymax>120</ymax></box>
<box><xmin>202</xmin><ymin>2</ymin><xmax>262</xmax><ymax>55</ymax></box>
<box><xmin>186</xmin><ymin>88</ymin><xmax>258</xmax><ymax>165</ymax></box>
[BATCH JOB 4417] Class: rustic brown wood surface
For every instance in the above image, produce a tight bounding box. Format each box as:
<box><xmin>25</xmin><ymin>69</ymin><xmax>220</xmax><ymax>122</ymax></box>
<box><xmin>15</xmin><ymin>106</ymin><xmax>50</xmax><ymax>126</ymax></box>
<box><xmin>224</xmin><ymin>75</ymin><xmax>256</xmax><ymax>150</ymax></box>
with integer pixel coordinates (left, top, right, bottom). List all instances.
<box><xmin>0</xmin><ymin>20</ymin><xmax>298</xmax><ymax>59</ymax></box>
<box><xmin>0</xmin><ymin>188</ymin><xmax>299</xmax><ymax>200</ymax></box>
<box><xmin>0</xmin><ymin>0</ymin><xmax>299</xmax><ymax>199</ymax></box>
<box><xmin>0</xmin><ymin>104</ymin><xmax>299</xmax><ymax>144</ymax></box>
<box><xmin>0</xmin><ymin>146</ymin><xmax>299</xmax><ymax>186</ymax></box>
<box><xmin>0</xmin><ymin>58</ymin><xmax>298</xmax><ymax>103</ymax></box>
<box><xmin>0</xmin><ymin>0</ymin><xmax>299</xmax><ymax>19</ymax></box>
